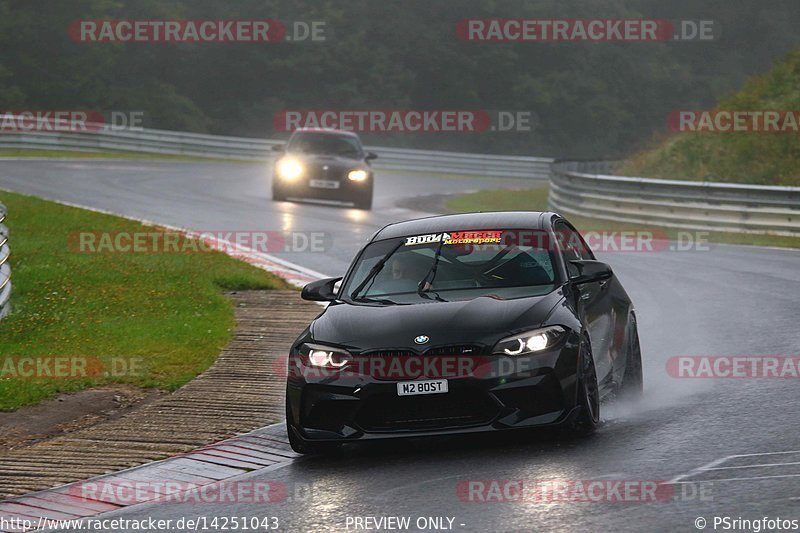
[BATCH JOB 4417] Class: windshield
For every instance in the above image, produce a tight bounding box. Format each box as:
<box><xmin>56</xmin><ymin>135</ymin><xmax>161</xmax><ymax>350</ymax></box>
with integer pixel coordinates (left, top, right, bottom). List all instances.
<box><xmin>342</xmin><ymin>230</ymin><xmax>557</xmax><ymax>305</ymax></box>
<box><xmin>287</xmin><ymin>132</ymin><xmax>363</xmax><ymax>157</ymax></box>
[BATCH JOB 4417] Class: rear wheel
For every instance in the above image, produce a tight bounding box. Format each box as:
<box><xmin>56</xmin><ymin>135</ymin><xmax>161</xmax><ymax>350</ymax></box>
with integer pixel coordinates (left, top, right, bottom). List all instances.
<box><xmin>618</xmin><ymin>315</ymin><xmax>644</xmax><ymax>400</ymax></box>
<box><xmin>565</xmin><ymin>337</ymin><xmax>600</xmax><ymax>437</ymax></box>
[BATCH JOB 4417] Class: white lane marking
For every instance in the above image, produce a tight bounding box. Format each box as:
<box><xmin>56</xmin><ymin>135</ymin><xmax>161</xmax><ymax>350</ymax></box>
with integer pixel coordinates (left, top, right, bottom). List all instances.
<box><xmin>722</xmin><ymin>450</ymin><xmax>800</xmax><ymax>459</ymax></box>
<box><xmin>670</xmin><ymin>473</ymin><xmax>800</xmax><ymax>484</ymax></box>
<box><xmin>709</xmin><ymin>241</ymin><xmax>800</xmax><ymax>254</ymax></box>
<box><xmin>668</xmin><ymin>450</ymin><xmax>800</xmax><ymax>484</ymax></box>
<box><xmin>183</xmin><ymin>228</ymin><xmax>329</xmax><ymax>284</ymax></box>
<box><xmin>705</xmin><ymin>461</ymin><xmax>800</xmax><ymax>471</ymax></box>
<box><xmin>668</xmin><ymin>456</ymin><xmax>730</xmax><ymax>484</ymax></box>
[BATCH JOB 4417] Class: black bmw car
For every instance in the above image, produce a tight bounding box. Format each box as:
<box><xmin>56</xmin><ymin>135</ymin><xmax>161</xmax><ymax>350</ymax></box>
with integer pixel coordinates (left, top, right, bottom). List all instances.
<box><xmin>286</xmin><ymin>211</ymin><xmax>643</xmax><ymax>453</ymax></box>
<box><xmin>271</xmin><ymin>128</ymin><xmax>376</xmax><ymax>210</ymax></box>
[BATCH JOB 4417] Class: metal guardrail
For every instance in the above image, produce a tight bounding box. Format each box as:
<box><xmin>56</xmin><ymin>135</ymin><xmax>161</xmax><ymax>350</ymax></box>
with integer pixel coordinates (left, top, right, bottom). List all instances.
<box><xmin>2</xmin><ymin>122</ymin><xmax>797</xmax><ymax>236</ymax></box>
<box><xmin>0</xmin><ymin>203</ymin><xmax>10</xmax><ymax>320</ymax></box>
<box><xmin>549</xmin><ymin>161</ymin><xmax>800</xmax><ymax>236</ymax></box>
<box><xmin>0</xmin><ymin>123</ymin><xmax>554</xmax><ymax>179</ymax></box>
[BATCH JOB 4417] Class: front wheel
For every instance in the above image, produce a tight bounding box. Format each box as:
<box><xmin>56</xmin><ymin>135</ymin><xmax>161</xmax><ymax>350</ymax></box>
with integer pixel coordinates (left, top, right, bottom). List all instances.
<box><xmin>564</xmin><ymin>337</ymin><xmax>600</xmax><ymax>437</ymax></box>
<box><xmin>354</xmin><ymin>191</ymin><xmax>373</xmax><ymax>210</ymax></box>
<box><xmin>286</xmin><ymin>405</ymin><xmax>340</xmax><ymax>455</ymax></box>
<box><xmin>272</xmin><ymin>187</ymin><xmax>287</xmax><ymax>202</ymax></box>
<box><xmin>618</xmin><ymin>315</ymin><xmax>644</xmax><ymax>400</ymax></box>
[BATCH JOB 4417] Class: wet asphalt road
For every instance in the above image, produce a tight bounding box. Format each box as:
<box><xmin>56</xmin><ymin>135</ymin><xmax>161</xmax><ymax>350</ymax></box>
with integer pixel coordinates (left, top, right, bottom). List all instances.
<box><xmin>1</xmin><ymin>160</ymin><xmax>799</xmax><ymax>532</ymax></box>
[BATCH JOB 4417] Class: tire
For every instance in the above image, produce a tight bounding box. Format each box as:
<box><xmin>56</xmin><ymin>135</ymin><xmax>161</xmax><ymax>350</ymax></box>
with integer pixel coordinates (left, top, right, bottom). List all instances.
<box><xmin>618</xmin><ymin>315</ymin><xmax>644</xmax><ymax>400</ymax></box>
<box><xmin>272</xmin><ymin>186</ymin><xmax>287</xmax><ymax>202</ymax></box>
<box><xmin>355</xmin><ymin>192</ymin><xmax>373</xmax><ymax>210</ymax></box>
<box><xmin>286</xmin><ymin>404</ymin><xmax>340</xmax><ymax>455</ymax></box>
<box><xmin>565</xmin><ymin>337</ymin><xmax>600</xmax><ymax>437</ymax></box>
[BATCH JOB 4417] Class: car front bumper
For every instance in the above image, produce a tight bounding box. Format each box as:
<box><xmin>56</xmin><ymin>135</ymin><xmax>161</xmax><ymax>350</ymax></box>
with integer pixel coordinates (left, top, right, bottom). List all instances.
<box><xmin>274</xmin><ymin>175</ymin><xmax>371</xmax><ymax>203</ymax></box>
<box><xmin>285</xmin><ymin>339</ymin><xmax>582</xmax><ymax>442</ymax></box>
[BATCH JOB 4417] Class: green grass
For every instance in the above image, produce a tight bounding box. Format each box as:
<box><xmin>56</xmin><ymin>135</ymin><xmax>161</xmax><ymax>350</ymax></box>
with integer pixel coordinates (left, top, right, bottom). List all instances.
<box><xmin>0</xmin><ymin>189</ymin><xmax>286</xmax><ymax>411</ymax></box>
<box><xmin>618</xmin><ymin>48</ymin><xmax>800</xmax><ymax>186</ymax></box>
<box><xmin>445</xmin><ymin>186</ymin><xmax>800</xmax><ymax>249</ymax></box>
<box><xmin>0</xmin><ymin>149</ymin><xmax>256</xmax><ymax>164</ymax></box>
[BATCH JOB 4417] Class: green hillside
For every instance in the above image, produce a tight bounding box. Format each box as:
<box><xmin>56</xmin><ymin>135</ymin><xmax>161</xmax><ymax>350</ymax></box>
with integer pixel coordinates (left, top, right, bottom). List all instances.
<box><xmin>618</xmin><ymin>49</ymin><xmax>800</xmax><ymax>186</ymax></box>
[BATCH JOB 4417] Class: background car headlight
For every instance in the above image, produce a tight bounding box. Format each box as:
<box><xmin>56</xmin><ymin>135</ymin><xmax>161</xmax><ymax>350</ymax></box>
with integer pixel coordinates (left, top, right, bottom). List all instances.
<box><xmin>300</xmin><ymin>343</ymin><xmax>351</xmax><ymax>368</ymax></box>
<box><xmin>277</xmin><ymin>158</ymin><xmax>304</xmax><ymax>180</ymax></box>
<box><xmin>493</xmin><ymin>326</ymin><xmax>566</xmax><ymax>355</ymax></box>
<box><xmin>348</xmin><ymin>169</ymin><xmax>368</xmax><ymax>181</ymax></box>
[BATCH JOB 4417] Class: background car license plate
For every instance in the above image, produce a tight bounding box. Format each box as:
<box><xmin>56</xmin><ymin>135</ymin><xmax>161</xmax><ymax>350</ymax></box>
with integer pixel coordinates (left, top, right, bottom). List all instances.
<box><xmin>396</xmin><ymin>379</ymin><xmax>448</xmax><ymax>396</ymax></box>
<box><xmin>309</xmin><ymin>179</ymin><xmax>340</xmax><ymax>189</ymax></box>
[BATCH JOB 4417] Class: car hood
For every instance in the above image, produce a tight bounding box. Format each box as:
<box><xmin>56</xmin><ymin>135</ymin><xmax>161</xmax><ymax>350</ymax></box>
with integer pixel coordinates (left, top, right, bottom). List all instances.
<box><xmin>311</xmin><ymin>289</ymin><xmax>565</xmax><ymax>352</ymax></box>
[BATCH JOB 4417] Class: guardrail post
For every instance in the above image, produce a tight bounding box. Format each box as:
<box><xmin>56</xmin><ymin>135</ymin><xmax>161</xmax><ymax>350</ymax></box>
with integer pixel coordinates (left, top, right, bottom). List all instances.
<box><xmin>0</xmin><ymin>202</ymin><xmax>10</xmax><ymax>320</ymax></box>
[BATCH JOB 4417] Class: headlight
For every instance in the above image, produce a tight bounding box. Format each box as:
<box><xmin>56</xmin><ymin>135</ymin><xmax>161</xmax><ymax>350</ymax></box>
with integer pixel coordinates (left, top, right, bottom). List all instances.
<box><xmin>277</xmin><ymin>158</ymin><xmax>304</xmax><ymax>180</ymax></box>
<box><xmin>493</xmin><ymin>326</ymin><xmax>566</xmax><ymax>356</ymax></box>
<box><xmin>299</xmin><ymin>343</ymin><xmax>351</xmax><ymax>369</ymax></box>
<box><xmin>348</xmin><ymin>169</ymin><xmax>368</xmax><ymax>181</ymax></box>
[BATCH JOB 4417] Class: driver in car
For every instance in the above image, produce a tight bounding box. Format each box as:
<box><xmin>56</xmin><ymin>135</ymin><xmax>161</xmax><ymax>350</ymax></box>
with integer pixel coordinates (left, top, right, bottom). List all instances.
<box><xmin>376</xmin><ymin>253</ymin><xmax>432</xmax><ymax>294</ymax></box>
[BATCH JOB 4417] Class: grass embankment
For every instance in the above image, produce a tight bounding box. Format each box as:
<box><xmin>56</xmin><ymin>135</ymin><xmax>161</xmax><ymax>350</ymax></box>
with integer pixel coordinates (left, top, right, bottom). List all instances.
<box><xmin>0</xmin><ymin>190</ymin><xmax>285</xmax><ymax>411</ymax></box>
<box><xmin>445</xmin><ymin>186</ymin><xmax>800</xmax><ymax>249</ymax></box>
<box><xmin>617</xmin><ymin>49</ymin><xmax>800</xmax><ymax>186</ymax></box>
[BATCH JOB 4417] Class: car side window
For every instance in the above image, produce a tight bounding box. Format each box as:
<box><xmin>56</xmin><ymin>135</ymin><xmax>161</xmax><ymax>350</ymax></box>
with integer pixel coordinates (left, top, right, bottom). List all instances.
<box><xmin>553</xmin><ymin>220</ymin><xmax>593</xmax><ymax>277</ymax></box>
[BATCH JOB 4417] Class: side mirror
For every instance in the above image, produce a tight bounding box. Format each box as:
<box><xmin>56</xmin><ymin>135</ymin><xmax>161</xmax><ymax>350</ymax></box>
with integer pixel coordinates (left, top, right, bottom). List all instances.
<box><xmin>365</xmin><ymin>151</ymin><xmax>378</xmax><ymax>161</ymax></box>
<box><xmin>271</xmin><ymin>144</ymin><xmax>285</xmax><ymax>152</ymax></box>
<box><xmin>301</xmin><ymin>277</ymin><xmax>342</xmax><ymax>302</ymax></box>
<box><xmin>569</xmin><ymin>260</ymin><xmax>613</xmax><ymax>285</ymax></box>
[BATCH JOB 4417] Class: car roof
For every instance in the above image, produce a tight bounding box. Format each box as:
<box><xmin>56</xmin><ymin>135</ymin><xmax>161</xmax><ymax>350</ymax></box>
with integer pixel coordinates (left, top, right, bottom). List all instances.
<box><xmin>372</xmin><ymin>211</ymin><xmax>558</xmax><ymax>242</ymax></box>
<box><xmin>290</xmin><ymin>128</ymin><xmax>359</xmax><ymax>137</ymax></box>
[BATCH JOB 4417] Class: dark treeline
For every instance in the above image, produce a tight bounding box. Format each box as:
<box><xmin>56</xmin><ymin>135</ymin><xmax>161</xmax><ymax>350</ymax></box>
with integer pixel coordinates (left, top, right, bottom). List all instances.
<box><xmin>2</xmin><ymin>0</ymin><xmax>799</xmax><ymax>158</ymax></box>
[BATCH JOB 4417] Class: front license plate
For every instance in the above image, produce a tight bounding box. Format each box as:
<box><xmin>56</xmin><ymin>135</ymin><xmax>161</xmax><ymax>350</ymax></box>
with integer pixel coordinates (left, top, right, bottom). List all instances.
<box><xmin>309</xmin><ymin>179</ymin><xmax>340</xmax><ymax>189</ymax></box>
<box><xmin>396</xmin><ymin>379</ymin><xmax>449</xmax><ymax>396</ymax></box>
